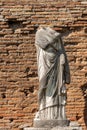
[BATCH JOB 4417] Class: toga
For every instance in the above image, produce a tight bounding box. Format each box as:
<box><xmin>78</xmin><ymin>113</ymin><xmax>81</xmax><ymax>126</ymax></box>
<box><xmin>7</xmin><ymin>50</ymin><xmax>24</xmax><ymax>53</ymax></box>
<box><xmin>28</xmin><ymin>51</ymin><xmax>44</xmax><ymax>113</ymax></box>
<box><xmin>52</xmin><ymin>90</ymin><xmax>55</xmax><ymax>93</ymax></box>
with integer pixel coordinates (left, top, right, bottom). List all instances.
<box><xmin>35</xmin><ymin>27</ymin><xmax>70</xmax><ymax>119</ymax></box>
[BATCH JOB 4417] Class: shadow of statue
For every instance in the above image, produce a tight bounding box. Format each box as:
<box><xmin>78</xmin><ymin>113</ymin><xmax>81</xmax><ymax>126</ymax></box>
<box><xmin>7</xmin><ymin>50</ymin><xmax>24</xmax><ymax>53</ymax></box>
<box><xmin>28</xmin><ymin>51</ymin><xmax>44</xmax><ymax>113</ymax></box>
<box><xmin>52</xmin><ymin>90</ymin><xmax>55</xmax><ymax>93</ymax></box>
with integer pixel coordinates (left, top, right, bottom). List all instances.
<box><xmin>81</xmin><ymin>82</ymin><xmax>87</xmax><ymax>127</ymax></box>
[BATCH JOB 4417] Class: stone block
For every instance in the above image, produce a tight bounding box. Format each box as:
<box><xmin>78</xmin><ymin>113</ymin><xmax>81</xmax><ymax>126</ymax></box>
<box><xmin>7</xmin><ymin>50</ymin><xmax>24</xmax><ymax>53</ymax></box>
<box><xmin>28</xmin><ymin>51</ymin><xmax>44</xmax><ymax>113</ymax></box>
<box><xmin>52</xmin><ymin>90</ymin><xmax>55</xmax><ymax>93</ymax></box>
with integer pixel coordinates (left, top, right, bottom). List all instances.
<box><xmin>34</xmin><ymin>119</ymin><xmax>70</xmax><ymax>128</ymax></box>
<box><xmin>24</xmin><ymin>126</ymin><xmax>82</xmax><ymax>130</ymax></box>
<box><xmin>23</xmin><ymin>121</ymin><xmax>82</xmax><ymax>130</ymax></box>
<box><xmin>24</xmin><ymin>128</ymin><xmax>50</xmax><ymax>130</ymax></box>
<box><xmin>52</xmin><ymin>126</ymin><xmax>82</xmax><ymax>130</ymax></box>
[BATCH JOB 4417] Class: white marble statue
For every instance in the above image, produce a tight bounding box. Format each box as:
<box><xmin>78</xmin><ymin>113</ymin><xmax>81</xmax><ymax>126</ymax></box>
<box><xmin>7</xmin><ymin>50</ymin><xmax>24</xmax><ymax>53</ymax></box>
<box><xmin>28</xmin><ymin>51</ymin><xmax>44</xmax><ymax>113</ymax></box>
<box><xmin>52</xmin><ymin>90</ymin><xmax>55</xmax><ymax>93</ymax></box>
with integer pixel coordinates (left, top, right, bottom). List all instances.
<box><xmin>35</xmin><ymin>26</ymin><xmax>70</xmax><ymax>120</ymax></box>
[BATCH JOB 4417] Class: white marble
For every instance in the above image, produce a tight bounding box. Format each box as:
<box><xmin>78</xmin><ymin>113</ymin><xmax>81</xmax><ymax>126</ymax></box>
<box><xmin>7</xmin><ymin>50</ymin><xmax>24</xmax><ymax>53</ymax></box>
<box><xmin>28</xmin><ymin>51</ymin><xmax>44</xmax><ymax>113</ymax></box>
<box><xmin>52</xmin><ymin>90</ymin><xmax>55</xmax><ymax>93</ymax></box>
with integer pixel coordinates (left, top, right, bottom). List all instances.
<box><xmin>35</xmin><ymin>26</ymin><xmax>70</xmax><ymax>121</ymax></box>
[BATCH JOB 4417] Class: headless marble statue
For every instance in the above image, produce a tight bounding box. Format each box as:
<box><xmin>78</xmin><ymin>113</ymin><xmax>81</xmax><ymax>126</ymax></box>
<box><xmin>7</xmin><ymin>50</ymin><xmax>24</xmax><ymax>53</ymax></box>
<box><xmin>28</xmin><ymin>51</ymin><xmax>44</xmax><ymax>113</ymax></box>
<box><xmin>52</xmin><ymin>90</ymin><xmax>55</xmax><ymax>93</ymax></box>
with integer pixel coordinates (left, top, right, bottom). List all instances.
<box><xmin>35</xmin><ymin>26</ymin><xmax>70</xmax><ymax>121</ymax></box>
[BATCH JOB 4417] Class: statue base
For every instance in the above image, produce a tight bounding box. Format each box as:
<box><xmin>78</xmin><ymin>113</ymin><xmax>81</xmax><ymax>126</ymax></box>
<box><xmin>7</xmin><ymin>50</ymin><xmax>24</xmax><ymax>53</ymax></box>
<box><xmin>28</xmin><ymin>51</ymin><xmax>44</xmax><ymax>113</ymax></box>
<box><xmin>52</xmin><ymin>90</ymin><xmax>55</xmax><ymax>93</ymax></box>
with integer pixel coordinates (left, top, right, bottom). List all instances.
<box><xmin>34</xmin><ymin>119</ymin><xmax>70</xmax><ymax>128</ymax></box>
<box><xmin>24</xmin><ymin>126</ymin><xmax>82</xmax><ymax>130</ymax></box>
<box><xmin>23</xmin><ymin>121</ymin><xmax>82</xmax><ymax>130</ymax></box>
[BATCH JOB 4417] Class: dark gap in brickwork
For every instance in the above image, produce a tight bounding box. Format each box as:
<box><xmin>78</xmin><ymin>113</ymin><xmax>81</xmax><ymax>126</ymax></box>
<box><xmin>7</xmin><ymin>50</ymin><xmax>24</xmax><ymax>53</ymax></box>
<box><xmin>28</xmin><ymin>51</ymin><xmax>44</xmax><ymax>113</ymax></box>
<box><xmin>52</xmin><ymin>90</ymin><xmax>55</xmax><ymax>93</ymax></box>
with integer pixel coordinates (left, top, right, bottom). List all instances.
<box><xmin>22</xmin><ymin>86</ymin><xmax>34</xmax><ymax>96</ymax></box>
<box><xmin>70</xmin><ymin>26</ymin><xmax>83</xmax><ymax>32</ymax></box>
<box><xmin>85</xmin><ymin>73</ymin><xmax>87</xmax><ymax>77</ymax></box>
<box><xmin>84</xmin><ymin>27</ymin><xmax>87</xmax><ymax>33</ymax></box>
<box><xmin>24</xmin><ymin>67</ymin><xmax>30</xmax><ymax>80</ymax></box>
<box><xmin>76</xmin><ymin>113</ymin><xmax>81</xmax><ymax>120</ymax></box>
<box><xmin>0</xmin><ymin>34</ymin><xmax>5</xmax><ymax>37</ymax></box>
<box><xmin>9</xmin><ymin>118</ymin><xmax>14</xmax><ymax>123</ymax></box>
<box><xmin>29</xmin><ymin>86</ymin><xmax>34</xmax><ymax>93</ymax></box>
<box><xmin>1</xmin><ymin>93</ymin><xmax>6</xmax><ymax>98</ymax></box>
<box><xmin>78</xmin><ymin>65</ymin><xmax>83</xmax><ymax>70</ymax></box>
<box><xmin>0</xmin><ymin>116</ymin><xmax>3</xmax><ymax>119</ymax></box>
<box><xmin>24</xmin><ymin>89</ymin><xmax>29</xmax><ymax>96</ymax></box>
<box><xmin>21</xmin><ymin>33</ymin><xmax>28</xmax><ymax>36</ymax></box>
<box><xmin>6</xmin><ymin>42</ymin><xmax>23</xmax><ymax>47</ymax></box>
<box><xmin>24</xmin><ymin>68</ymin><xmax>37</xmax><ymax>80</ymax></box>
<box><xmin>7</xmin><ymin>19</ymin><xmax>24</xmax><ymax>32</ymax></box>
<box><xmin>0</xmin><ymin>58</ymin><xmax>4</xmax><ymax>63</ymax></box>
<box><xmin>31</xmin><ymin>108</ymin><xmax>37</xmax><ymax>113</ymax></box>
<box><xmin>73</xmin><ymin>56</ymin><xmax>76</xmax><ymax>62</ymax></box>
<box><xmin>8</xmin><ymin>79</ymin><xmax>17</xmax><ymax>82</ymax></box>
<box><xmin>82</xmin><ymin>14</ymin><xmax>87</xmax><ymax>18</ymax></box>
<box><xmin>6</xmin><ymin>50</ymin><xmax>9</xmax><ymax>55</ymax></box>
<box><xmin>64</xmin><ymin>42</ymin><xmax>78</xmax><ymax>46</ymax></box>
<box><xmin>29</xmin><ymin>30</ymin><xmax>35</xmax><ymax>34</ymax></box>
<box><xmin>25</xmin><ymin>67</ymin><xmax>30</xmax><ymax>73</ymax></box>
<box><xmin>24</xmin><ymin>91</ymin><xmax>28</xmax><ymax>96</ymax></box>
<box><xmin>6</xmin><ymin>61</ymin><xmax>11</xmax><ymax>64</ymax></box>
<box><xmin>27</xmin><ymin>72</ymin><xmax>37</xmax><ymax>78</ymax></box>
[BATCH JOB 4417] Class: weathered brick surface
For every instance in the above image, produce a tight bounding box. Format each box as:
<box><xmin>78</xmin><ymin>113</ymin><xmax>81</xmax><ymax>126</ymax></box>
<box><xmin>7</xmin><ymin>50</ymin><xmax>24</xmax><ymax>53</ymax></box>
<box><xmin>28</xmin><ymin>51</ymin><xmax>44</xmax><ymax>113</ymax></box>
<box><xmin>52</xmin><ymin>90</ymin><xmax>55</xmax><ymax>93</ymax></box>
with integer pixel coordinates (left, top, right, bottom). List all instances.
<box><xmin>0</xmin><ymin>0</ymin><xmax>87</xmax><ymax>130</ymax></box>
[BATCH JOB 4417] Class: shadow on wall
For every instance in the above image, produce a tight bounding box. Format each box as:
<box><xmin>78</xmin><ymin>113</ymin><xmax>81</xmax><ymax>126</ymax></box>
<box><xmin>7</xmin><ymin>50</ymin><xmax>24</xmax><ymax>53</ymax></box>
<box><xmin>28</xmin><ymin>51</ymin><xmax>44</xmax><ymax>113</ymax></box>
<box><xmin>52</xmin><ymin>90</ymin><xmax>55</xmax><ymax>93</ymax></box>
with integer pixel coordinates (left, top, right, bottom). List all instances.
<box><xmin>81</xmin><ymin>83</ymin><xmax>87</xmax><ymax>127</ymax></box>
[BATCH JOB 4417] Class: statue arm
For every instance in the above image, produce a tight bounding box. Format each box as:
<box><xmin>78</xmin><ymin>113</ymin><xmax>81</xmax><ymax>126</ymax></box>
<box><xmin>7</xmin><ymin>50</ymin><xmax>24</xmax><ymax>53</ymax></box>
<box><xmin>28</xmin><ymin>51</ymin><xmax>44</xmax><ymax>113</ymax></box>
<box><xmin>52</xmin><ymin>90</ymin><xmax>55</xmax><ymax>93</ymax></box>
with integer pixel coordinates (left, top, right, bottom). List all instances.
<box><xmin>60</xmin><ymin>37</ymin><xmax>71</xmax><ymax>84</ymax></box>
<box><xmin>64</xmin><ymin>60</ymin><xmax>71</xmax><ymax>84</ymax></box>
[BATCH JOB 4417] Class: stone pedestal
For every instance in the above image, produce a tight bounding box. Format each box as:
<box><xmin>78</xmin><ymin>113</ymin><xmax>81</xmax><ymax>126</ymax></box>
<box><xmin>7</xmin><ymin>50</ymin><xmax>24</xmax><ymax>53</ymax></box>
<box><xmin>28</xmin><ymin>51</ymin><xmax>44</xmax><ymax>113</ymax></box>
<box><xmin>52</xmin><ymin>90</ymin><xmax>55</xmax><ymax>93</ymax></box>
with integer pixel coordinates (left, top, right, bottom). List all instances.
<box><xmin>51</xmin><ymin>126</ymin><xmax>82</xmax><ymax>130</ymax></box>
<box><xmin>34</xmin><ymin>119</ymin><xmax>70</xmax><ymax>128</ymax></box>
<box><xmin>23</xmin><ymin>121</ymin><xmax>82</xmax><ymax>130</ymax></box>
<box><xmin>24</xmin><ymin>128</ymin><xmax>49</xmax><ymax>130</ymax></box>
<box><xmin>24</xmin><ymin>126</ymin><xmax>82</xmax><ymax>130</ymax></box>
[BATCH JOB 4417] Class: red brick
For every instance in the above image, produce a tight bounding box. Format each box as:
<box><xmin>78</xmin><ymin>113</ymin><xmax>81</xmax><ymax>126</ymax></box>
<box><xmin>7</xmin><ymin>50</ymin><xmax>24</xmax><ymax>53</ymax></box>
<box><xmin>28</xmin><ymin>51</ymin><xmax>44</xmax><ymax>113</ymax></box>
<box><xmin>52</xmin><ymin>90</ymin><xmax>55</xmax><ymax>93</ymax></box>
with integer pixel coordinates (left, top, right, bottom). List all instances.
<box><xmin>0</xmin><ymin>0</ymin><xmax>87</xmax><ymax>130</ymax></box>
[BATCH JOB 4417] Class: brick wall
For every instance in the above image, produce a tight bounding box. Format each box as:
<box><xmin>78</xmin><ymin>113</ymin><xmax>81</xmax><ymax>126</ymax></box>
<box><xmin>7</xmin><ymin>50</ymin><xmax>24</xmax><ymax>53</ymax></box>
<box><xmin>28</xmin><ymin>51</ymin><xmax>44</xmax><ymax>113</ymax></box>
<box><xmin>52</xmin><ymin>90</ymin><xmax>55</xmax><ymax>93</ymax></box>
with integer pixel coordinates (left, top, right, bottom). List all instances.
<box><xmin>0</xmin><ymin>0</ymin><xmax>87</xmax><ymax>130</ymax></box>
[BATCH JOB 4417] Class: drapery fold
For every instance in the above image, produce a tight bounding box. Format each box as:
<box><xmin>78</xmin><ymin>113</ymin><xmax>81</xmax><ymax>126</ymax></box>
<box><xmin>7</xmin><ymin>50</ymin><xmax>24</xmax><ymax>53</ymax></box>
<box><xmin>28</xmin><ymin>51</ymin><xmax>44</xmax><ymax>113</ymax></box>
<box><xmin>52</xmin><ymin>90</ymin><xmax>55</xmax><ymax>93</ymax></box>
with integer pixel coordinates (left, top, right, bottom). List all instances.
<box><xmin>35</xmin><ymin>27</ymin><xmax>70</xmax><ymax>111</ymax></box>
